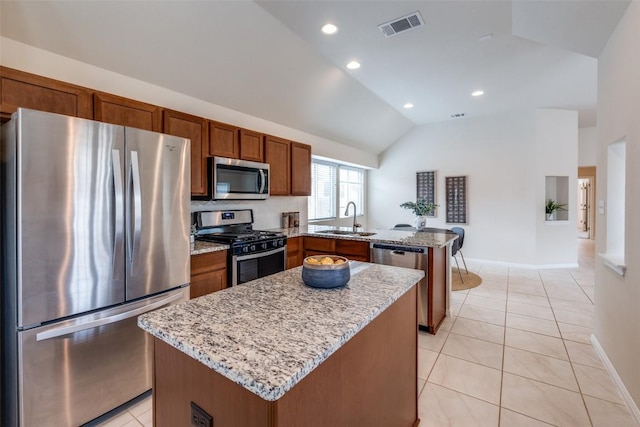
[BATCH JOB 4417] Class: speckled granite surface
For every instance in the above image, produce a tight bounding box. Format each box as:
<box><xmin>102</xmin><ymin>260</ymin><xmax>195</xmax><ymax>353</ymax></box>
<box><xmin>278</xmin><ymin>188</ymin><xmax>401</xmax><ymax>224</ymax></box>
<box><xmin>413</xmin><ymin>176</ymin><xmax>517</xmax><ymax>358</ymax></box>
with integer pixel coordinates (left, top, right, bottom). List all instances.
<box><xmin>138</xmin><ymin>262</ymin><xmax>424</xmax><ymax>401</ymax></box>
<box><xmin>190</xmin><ymin>240</ymin><xmax>229</xmax><ymax>255</ymax></box>
<box><xmin>277</xmin><ymin>225</ymin><xmax>457</xmax><ymax>248</ymax></box>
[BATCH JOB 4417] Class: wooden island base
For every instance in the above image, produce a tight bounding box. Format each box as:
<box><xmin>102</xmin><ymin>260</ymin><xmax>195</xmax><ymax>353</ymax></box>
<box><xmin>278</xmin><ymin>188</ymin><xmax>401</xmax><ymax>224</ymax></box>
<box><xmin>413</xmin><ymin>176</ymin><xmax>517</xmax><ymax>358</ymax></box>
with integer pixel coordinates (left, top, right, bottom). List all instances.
<box><xmin>152</xmin><ymin>286</ymin><xmax>418</xmax><ymax>427</ymax></box>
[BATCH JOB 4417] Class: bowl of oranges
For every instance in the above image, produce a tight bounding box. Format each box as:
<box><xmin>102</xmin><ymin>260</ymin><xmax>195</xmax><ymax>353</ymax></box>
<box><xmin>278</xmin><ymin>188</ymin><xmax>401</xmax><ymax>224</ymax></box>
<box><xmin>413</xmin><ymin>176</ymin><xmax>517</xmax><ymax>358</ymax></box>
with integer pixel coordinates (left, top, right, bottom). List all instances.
<box><xmin>302</xmin><ymin>255</ymin><xmax>350</xmax><ymax>288</ymax></box>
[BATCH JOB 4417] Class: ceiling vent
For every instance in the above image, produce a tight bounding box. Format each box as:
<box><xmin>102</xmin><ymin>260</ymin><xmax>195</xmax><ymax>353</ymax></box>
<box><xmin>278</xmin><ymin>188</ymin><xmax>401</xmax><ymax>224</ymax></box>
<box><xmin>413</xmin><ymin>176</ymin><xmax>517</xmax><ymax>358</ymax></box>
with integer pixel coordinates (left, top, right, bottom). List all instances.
<box><xmin>450</xmin><ymin>113</ymin><xmax>467</xmax><ymax>119</ymax></box>
<box><xmin>378</xmin><ymin>11</ymin><xmax>424</xmax><ymax>38</ymax></box>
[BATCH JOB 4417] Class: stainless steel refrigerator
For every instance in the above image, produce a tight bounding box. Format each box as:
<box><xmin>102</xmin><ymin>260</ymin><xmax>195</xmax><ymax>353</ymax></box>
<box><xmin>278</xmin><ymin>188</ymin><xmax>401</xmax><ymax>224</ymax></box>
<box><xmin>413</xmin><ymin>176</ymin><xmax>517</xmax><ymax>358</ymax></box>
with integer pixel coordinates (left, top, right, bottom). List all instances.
<box><xmin>1</xmin><ymin>108</ymin><xmax>191</xmax><ymax>426</ymax></box>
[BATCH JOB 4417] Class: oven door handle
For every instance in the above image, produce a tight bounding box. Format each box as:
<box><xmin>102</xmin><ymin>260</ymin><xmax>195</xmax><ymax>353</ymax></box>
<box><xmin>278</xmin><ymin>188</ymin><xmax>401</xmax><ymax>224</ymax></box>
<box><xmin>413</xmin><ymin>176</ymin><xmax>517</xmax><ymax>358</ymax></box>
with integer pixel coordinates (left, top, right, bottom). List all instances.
<box><xmin>233</xmin><ymin>246</ymin><xmax>286</xmax><ymax>262</ymax></box>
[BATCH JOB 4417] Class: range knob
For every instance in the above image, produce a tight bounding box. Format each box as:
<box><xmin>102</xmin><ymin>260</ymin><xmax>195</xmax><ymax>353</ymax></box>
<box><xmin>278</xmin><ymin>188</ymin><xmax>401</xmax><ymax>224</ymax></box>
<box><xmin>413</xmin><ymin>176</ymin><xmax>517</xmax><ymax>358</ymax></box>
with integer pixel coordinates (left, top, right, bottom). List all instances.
<box><xmin>242</xmin><ymin>246</ymin><xmax>249</xmax><ymax>253</ymax></box>
<box><xmin>250</xmin><ymin>244</ymin><xmax>256</xmax><ymax>252</ymax></box>
<box><xmin>261</xmin><ymin>243</ymin><xmax>268</xmax><ymax>250</ymax></box>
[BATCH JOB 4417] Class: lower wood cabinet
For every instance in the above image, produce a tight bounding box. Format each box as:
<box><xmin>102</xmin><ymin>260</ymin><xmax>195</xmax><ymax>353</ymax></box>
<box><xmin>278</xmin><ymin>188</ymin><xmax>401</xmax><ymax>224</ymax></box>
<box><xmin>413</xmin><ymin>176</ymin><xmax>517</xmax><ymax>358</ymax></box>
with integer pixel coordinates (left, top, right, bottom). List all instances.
<box><xmin>286</xmin><ymin>237</ymin><xmax>302</xmax><ymax>269</ymax></box>
<box><xmin>190</xmin><ymin>250</ymin><xmax>228</xmax><ymax>299</ymax></box>
<box><xmin>303</xmin><ymin>237</ymin><xmax>370</xmax><ymax>262</ymax></box>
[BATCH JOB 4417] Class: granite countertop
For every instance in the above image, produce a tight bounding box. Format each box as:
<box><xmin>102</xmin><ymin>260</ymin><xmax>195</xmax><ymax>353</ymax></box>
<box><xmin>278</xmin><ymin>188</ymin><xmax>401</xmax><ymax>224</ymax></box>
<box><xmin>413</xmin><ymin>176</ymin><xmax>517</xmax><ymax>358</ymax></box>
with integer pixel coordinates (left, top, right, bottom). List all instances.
<box><xmin>138</xmin><ymin>262</ymin><xmax>424</xmax><ymax>401</ymax></box>
<box><xmin>190</xmin><ymin>240</ymin><xmax>229</xmax><ymax>255</ymax></box>
<box><xmin>277</xmin><ymin>225</ymin><xmax>458</xmax><ymax>248</ymax></box>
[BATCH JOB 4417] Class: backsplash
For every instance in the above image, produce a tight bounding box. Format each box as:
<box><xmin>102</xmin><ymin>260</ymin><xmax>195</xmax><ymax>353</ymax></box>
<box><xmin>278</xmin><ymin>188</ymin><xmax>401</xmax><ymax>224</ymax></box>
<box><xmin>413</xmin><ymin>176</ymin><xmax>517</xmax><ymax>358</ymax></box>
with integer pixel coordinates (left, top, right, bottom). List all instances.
<box><xmin>191</xmin><ymin>197</ymin><xmax>309</xmax><ymax>230</ymax></box>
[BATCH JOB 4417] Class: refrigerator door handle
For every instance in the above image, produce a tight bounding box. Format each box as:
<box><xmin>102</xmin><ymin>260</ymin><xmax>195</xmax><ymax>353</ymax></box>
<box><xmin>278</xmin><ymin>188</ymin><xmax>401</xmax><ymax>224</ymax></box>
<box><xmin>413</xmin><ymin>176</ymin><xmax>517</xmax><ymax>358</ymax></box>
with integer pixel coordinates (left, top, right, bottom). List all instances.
<box><xmin>128</xmin><ymin>150</ymin><xmax>142</xmax><ymax>270</ymax></box>
<box><xmin>111</xmin><ymin>149</ymin><xmax>124</xmax><ymax>279</ymax></box>
<box><xmin>35</xmin><ymin>292</ymin><xmax>184</xmax><ymax>341</ymax></box>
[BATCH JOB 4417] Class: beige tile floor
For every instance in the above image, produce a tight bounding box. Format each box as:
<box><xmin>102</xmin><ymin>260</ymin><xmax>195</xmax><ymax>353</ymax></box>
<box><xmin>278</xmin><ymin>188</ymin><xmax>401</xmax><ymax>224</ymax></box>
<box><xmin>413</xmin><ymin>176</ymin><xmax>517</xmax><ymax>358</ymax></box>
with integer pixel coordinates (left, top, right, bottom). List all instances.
<box><xmin>99</xmin><ymin>239</ymin><xmax>638</xmax><ymax>427</ymax></box>
<box><xmin>419</xmin><ymin>239</ymin><xmax>639</xmax><ymax>427</ymax></box>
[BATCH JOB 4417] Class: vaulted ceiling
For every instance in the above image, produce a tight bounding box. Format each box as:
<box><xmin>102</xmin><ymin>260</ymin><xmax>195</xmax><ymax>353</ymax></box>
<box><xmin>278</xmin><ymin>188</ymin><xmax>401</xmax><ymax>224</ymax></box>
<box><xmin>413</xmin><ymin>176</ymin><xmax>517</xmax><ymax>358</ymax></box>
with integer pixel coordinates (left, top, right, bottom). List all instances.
<box><xmin>0</xmin><ymin>1</ymin><xmax>630</xmax><ymax>154</ymax></box>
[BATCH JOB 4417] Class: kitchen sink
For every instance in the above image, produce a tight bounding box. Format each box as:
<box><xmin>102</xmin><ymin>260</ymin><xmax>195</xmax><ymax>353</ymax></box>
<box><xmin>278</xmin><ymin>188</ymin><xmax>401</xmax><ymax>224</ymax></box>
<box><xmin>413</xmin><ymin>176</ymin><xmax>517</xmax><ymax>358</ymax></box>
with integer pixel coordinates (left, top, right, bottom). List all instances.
<box><xmin>315</xmin><ymin>230</ymin><xmax>377</xmax><ymax>237</ymax></box>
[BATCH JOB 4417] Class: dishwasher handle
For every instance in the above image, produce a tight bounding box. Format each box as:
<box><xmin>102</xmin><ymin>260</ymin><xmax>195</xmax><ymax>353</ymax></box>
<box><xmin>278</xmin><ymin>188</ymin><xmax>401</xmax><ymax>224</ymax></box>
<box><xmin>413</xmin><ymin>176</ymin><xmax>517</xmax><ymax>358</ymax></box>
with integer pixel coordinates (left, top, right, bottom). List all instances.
<box><xmin>371</xmin><ymin>243</ymin><xmax>426</xmax><ymax>254</ymax></box>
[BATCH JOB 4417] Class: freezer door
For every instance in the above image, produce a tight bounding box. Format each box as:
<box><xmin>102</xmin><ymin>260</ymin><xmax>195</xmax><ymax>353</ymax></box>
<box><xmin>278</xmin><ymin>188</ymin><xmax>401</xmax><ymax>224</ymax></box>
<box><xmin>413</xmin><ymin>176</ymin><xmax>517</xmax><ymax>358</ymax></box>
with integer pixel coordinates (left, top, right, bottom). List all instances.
<box><xmin>16</xmin><ymin>286</ymin><xmax>189</xmax><ymax>426</ymax></box>
<box><xmin>12</xmin><ymin>109</ymin><xmax>126</xmax><ymax>327</ymax></box>
<box><xmin>124</xmin><ymin>128</ymin><xmax>190</xmax><ymax>300</ymax></box>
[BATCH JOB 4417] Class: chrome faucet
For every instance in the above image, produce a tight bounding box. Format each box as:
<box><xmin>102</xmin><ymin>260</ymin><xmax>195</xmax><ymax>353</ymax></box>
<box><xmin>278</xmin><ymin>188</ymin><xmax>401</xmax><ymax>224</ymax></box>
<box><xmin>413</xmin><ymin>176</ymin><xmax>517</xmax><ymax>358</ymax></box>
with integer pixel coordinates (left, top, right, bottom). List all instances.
<box><xmin>344</xmin><ymin>201</ymin><xmax>362</xmax><ymax>232</ymax></box>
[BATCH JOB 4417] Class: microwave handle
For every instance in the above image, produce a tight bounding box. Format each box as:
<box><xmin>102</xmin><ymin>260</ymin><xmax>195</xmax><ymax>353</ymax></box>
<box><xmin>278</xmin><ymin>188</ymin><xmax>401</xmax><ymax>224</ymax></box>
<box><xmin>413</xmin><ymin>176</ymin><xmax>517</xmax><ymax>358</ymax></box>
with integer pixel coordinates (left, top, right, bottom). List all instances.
<box><xmin>258</xmin><ymin>169</ymin><xmax>266</xmax><ymax>194</ymax></box>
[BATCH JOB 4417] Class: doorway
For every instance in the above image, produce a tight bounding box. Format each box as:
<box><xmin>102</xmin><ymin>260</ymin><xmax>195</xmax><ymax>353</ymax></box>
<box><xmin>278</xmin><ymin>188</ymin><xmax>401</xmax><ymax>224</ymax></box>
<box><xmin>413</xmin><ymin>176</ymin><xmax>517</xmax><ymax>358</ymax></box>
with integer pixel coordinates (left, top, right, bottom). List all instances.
<box><xmin>578</xmin><ymin>166</ymin><xmax>596</xmax><ymax>240</ymax></box>
<box><xmin>577</xmin><ymin>178</ymin><xmax>593</xmax><ymax>239</ymax></box>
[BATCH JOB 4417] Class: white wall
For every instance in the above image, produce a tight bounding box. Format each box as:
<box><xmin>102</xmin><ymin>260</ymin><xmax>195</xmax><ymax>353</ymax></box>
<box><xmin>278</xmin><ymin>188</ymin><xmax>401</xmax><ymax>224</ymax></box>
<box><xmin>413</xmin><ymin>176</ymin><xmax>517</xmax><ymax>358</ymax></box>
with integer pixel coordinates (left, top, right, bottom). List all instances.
<box><xmin>579</xmin><ymin>127</ymin><xmax>598</xmax><ymax>166</ymax></box>
<box><xmin>534</xmin><ymin>109</ymin><xmax>578</xmax><ymax>265</ymax></box>
<box><xmin>595</xmin><ymin>1</ymin><xmax>640</xmax><ymax>411</ymax></box>
<box><xmin>369</xmin><ymin>109</ymin><xmax>578</xmax><ymax>266</ymax></box>
<box><xmin>0</xmin><ymin>37</ymin><xmax>381</xmax><ymax>230</ymax></box>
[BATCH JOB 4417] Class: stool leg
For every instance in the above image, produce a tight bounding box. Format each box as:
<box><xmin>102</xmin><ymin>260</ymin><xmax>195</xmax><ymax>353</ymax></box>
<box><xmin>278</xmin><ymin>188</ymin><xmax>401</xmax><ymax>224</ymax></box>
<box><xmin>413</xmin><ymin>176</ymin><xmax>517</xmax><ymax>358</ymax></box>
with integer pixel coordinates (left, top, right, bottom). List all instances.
<box><xmin>459</xmin><ymin>250</ymin><xmax>469</xmax><ymax>274</ymax></box>
<box><xmin>453</xmin><ymin>256</ymin><xmax>464</xmax><ymax>283</ymax></box>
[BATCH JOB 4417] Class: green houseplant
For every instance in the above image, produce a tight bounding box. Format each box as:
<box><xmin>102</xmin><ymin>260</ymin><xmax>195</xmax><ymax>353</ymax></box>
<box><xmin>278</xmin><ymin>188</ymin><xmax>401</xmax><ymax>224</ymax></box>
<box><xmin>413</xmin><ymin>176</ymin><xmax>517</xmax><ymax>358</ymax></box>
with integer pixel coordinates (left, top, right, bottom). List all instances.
<box><xmin>545</xmin><ymin>199</ymin><xmax>567</xmax><ymax>220</ymax></box>
<box><xmin>400</xmin><ymin>199</ymin><xmax>438</xmax><ymax>230</ymax></box>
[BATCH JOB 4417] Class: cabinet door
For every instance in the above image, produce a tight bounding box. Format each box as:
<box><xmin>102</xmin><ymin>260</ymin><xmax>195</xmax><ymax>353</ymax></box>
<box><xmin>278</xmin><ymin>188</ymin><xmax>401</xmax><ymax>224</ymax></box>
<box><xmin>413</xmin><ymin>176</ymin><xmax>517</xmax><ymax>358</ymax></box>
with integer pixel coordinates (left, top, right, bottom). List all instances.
<box><xmin>264</xmin><ymin>135</ymin><xmax>291</xmax><ymax>196</ymax></box>
<box><xmin>190</xmin><ymin>251</ymin><xmax>228</xmax><ymax>299</ymax></box>
<box><xmin>0</xmin><ymin>66</ymin><xmax>92</xmax><ymax>121</ymax></box>
<box><xmin>190</xmin><ymin>269</ymin><xmax>227</xmax><ymax>299</ymax></box>
<box><xmin>209</xmin><ymin>121</ymin><xmax>239</xmax><ymax>158</ymax></box>
<box><xmin>163</xmin><ymin>110</ymin><xmax>209</xmax><ymax>196</ymax></box>
<box><xmin>239</xmin><ymin>129</ymin><xmax>264</xmax><ymax>162</ymax></box>
<box><xmin>94</xmin><ymin>92</ymin><xmax>162</xmax><ymax>131</ymax></box>
<box><xmin>291</xmin><ymin>142</ymin><xmax>312</xmax><ymax>196</ymax></box>
<box><xmin>286</xmin><ymin>237</ymin><xmax>302</xmax><ymax>269</ymax></box>
<box><xmin>336</xmin><ymin>240</ymin><xmax>370</xmax><ymax>262</ymax></box>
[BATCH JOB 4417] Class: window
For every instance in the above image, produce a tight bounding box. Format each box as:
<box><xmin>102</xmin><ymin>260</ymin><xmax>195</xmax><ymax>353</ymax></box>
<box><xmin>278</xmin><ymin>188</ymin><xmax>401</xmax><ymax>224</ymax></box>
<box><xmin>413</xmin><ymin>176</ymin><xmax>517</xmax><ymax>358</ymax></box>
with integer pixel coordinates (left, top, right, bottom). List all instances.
<box><xmin>308</xmin><ymin>159</ymin><xmax>365</xmax><ymax>221</ymax></box>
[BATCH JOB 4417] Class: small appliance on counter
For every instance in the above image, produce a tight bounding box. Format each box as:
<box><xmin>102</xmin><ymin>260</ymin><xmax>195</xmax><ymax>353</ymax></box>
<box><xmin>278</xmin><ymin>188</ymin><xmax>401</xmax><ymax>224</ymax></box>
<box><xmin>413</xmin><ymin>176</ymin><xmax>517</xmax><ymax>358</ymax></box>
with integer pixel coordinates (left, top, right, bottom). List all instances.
<box><xmin>281</xmin><ymin>211</ymin><xmax>300</xmax><ymax>228</ymax></box>
<box><xmin>194</xmin><ymin>209</ymin><xmax>287</xmax><ymax>286</ymax></box>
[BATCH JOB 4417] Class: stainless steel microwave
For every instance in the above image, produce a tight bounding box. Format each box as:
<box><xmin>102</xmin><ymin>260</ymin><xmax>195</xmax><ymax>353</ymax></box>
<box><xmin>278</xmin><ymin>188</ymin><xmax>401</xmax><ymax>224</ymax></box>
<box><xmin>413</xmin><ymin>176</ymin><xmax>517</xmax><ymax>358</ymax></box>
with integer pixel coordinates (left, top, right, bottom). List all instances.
<box><xmin>210</xmin><ymin>156</ymin><xmax>270</xmax><ymax>200</ymax></box>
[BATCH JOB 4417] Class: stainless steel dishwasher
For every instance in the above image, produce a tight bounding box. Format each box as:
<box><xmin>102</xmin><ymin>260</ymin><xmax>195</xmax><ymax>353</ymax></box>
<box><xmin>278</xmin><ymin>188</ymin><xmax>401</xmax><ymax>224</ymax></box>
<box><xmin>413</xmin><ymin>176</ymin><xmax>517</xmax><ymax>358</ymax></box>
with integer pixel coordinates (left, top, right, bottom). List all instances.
<box><xmin>371</xmin><ymin>243</ymin><xmax>429</xmax><ymax>331</ymax></box>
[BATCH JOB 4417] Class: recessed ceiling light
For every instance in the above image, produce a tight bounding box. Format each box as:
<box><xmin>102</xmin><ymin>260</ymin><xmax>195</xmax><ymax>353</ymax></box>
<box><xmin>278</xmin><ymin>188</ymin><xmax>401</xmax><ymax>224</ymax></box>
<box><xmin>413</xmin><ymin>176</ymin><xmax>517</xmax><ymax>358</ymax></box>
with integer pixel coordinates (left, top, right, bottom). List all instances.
<box><xmin>478</xmin><ymin>33</ymin><xmax>493</xmax><ymax>42</ymax></box>
<box><xmin>346</xmin><ymin>61</ymin><xmax>361</xmax><ymax>70</ymax></box>
<box><xmin>321</xmin><ymin>23</ymin><xmax>338</xmax><ymax>35</ymax></box>
<box><xmin>471</xmin><ymin>90</ymin><xmax>485</xmax><ymax>97</ymax></box>
<box><xmin>403</xmin><ymin>103</ymin><xmax>414</xmax><ymax>109</ymax></box>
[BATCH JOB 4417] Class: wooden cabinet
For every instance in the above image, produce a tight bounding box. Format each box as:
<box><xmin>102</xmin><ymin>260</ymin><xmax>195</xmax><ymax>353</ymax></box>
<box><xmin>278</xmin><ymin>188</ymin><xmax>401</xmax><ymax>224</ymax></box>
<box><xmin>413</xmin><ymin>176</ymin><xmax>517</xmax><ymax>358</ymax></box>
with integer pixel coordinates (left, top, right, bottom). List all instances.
<box><xmin>93</xmin><ymin>92</ymin><xmax>162</xmax><ymax>131</ymax></box>
<box><xmin>303</xmin><ymin>237</ymin><xmax>370</xmax><ymax>262</ymax></box>
<box><xmin>209</xmin><ymin>121</ymin><xmax>239</xmax><ymax>158</ymax></box>
<box><xmin>163</xmin><ymin>110</ymin><xmax>209</xmax><ymax>196</ymax></box>
<box><xmin>190</xmin><ymin>250</ymin><xmax>228</xmax><ymax>299</ymax></box>
<box><xmin>286</xmin><ymin>237</ymin><xmax>303</xmax><ymax>269</ymax></box>
<box><xmin>291</xmin><ymin>142</ymin><xmax>312</xmax><ymax>196</ymax></box>
<box><xmin>264</xmin><ymin>135</ymin><xmax>291</xmax><ymax>196</ymax></box>
<box><xmin>239</xmin><ymin>129</ymin><xmax>264</xmax><ymax>162</ymax></box>
<box><xmin>0</xmin><ymin>66</ymin><xmax>92</xmax><ymax>122</ymax></box>
<box><xmin>209</xmin><ymin>124</ymin><xmax>264</xmax><ymax>162</ymax></box>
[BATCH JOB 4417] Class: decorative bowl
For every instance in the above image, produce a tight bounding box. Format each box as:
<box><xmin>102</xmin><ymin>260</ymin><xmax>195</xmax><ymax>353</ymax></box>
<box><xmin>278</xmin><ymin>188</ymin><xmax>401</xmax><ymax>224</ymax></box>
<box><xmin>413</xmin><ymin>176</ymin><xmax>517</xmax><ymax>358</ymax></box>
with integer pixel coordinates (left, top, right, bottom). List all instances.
<box><xmin>302</xmin><ymin>255</ymin><xmax>350</xmax><ymax>288</ymax></box>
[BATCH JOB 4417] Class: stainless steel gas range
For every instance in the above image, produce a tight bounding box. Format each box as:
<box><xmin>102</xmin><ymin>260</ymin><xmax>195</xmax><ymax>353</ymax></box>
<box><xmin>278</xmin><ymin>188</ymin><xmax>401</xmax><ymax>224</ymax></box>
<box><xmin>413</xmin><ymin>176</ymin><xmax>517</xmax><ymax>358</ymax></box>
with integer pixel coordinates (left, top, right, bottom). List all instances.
<box><xmin>194</xmin><ymin>210</ymin><xmax>287</xmax><ymax>286</ymax></box>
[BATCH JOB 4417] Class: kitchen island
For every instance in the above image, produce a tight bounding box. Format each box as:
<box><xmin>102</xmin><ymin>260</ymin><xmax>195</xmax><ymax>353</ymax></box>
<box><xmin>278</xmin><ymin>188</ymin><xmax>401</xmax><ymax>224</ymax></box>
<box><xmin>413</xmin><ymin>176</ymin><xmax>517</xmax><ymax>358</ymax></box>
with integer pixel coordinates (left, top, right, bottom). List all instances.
<box><xmin>138</xmin><ymin>262</ymin><xmax>424</xmax><ymax>427</ymax></box>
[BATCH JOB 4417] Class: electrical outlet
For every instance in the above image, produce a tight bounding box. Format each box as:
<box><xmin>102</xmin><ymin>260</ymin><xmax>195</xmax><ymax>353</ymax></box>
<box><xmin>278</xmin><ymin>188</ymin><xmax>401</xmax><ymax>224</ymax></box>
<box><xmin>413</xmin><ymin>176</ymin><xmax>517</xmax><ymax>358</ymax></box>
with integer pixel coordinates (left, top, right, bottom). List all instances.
<box><xmin>190</xmin><ymin>401</ymin><xmax>213</xmax><ymax>427</ymax></box>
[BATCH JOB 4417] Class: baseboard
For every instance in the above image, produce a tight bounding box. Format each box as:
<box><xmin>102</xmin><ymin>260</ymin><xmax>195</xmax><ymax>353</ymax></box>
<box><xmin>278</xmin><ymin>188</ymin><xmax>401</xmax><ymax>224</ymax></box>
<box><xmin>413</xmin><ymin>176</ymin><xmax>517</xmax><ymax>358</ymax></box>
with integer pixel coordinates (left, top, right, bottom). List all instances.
<box><xmin>590</xmin><ymin>334</ymin><xmax>640</xmax><ymax>423</ymax></box>
<box><xmin>466</xmin><ymin>257</ymin><xmax>579</xmax><ymax>270</ymax></box>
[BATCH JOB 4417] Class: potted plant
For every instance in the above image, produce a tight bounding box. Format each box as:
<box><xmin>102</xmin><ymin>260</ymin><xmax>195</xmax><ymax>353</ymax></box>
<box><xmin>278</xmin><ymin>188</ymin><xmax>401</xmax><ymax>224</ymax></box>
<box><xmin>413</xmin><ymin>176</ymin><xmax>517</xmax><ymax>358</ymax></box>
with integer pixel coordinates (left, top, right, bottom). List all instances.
<box><xmin>400</xmin><ymin>199</ymin><xmax>438</xmax><ymax>230</ymax></box>
<box><xmin>545</xmin><ymin>199</ymin><xmax>567</xmax><ymax>221</ymax></box>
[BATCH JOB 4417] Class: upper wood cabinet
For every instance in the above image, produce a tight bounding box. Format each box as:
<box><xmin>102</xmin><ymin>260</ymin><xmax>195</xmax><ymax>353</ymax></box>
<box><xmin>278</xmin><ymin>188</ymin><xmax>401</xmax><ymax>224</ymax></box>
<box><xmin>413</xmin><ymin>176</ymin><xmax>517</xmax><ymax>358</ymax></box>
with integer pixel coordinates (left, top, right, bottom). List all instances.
<box><xmin>93</xmin><ymin>92</ymin><xmax>162</xmax><ymax>131</ymax></box>
<box><xmin>0</xmin><ymin>66</ymin><xmax>92</xmax><ymax>121</ymax></box>
<box><xmin>291</xmin><ymin>142</ymin><xmax>312</xmax><ymax>196</ymax></box>
<box><xmin>163</xmin><ymin>110</ymin><xmax>209</xmax><ymax>196</ymax></box>
<box><xmin>239</xmin><ymin>129</ymin><xmax>264</xmax><ymax>162</ymax></box>
<box><xmin>209</xmin><ymin>120</ymin><xmax>239</xmax><ymax>158</ymax></box>
<box><xmin>264</xmin><ymin>135</ymin><xmax>291</xmax><ymax>196</ymax></box>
